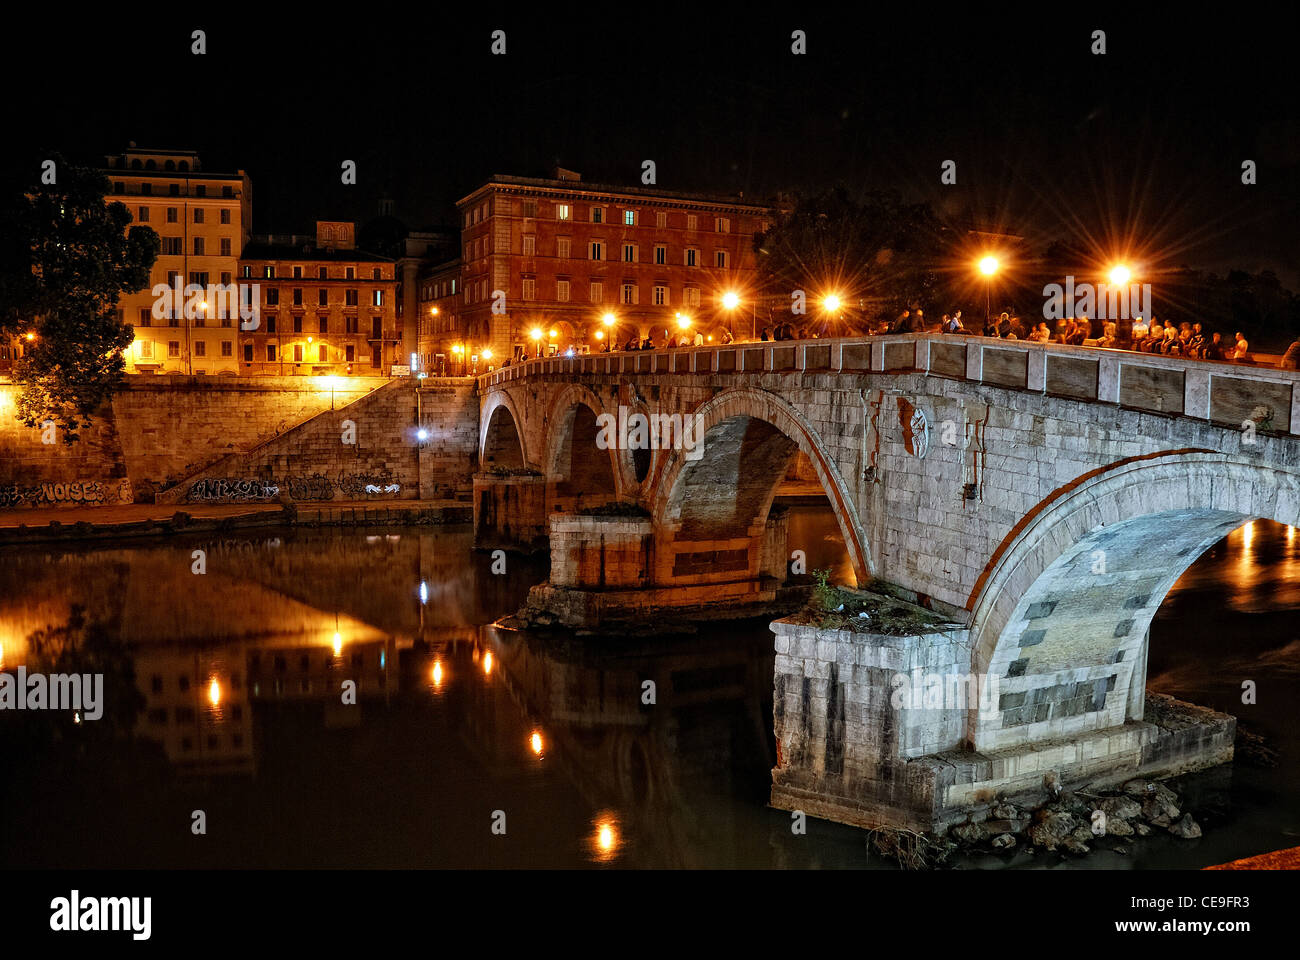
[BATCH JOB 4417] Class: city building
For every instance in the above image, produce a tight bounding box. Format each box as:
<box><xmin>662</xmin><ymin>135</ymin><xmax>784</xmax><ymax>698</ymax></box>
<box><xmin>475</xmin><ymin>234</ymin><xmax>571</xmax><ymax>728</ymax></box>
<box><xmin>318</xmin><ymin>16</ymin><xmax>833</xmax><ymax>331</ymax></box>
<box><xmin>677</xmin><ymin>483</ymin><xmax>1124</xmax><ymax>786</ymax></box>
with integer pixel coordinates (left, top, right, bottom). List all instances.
<box><xmin>453</xmin><ymin>170</ymin><xmax>774</xmax><ymax>362</ymax></box>
<box><xmin>237</xmin><ymin>222</ymin><xmax>399</xmax><ymax>376</ymax></box>
<box><xmin>104</xmin><ymin>146</ymin><xmax>253</xmax><ymax>375</ymax></box>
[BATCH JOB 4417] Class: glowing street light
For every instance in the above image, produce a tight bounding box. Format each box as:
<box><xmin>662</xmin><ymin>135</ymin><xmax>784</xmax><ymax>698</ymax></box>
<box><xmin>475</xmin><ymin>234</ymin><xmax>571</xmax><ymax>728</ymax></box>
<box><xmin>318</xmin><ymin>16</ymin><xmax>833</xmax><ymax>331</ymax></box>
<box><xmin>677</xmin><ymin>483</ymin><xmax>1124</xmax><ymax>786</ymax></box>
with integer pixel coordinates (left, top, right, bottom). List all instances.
<box><xmin>977</xmin><ymin>255</ymin><xmax>1000</xmax><ymax>321</ymax></box>
<box><xmin>676</xmin><ymin>313</ymin><xmax>692</xmax><ymax>331</ymax></box>
<box><xmin>823</xmin><ymin>294</ymin><xmax>842</xmax><ymax>312</ymax></box>
<box><xmin>529</xmin><ymin>730</ymin><xmax>544</xmax><ymax>756</ymax></box>
<box><xmin>1109</xmin><ymin>264</ymin><xmax>1132</xmax><ymax>286</ymax></box>
<box><xmin>530</xmin><ymin>327</ymin><xmax>543</xmax><ymax>357</ymax></box>
<box><xmin>602</xmin><ymin>312</ymin><xmax>616</xmax><ymax>327</ymax></box>
<box><xmin>721</xmin><ymin>291</ymin><xmax>740</xmax><ymax>310</ymax></box>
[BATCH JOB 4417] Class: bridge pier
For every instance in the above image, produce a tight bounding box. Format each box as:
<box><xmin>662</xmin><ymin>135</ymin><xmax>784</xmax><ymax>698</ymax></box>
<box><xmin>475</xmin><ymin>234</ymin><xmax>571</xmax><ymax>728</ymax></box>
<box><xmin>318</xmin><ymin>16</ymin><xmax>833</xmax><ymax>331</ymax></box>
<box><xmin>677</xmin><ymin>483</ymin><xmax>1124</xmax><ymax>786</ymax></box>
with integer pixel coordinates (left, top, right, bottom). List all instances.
<box><xmin>768</xmin><ymin>617</ymin><xmax>1236</xmax><ymax>832</ymax></box>
<box><xmin>518</xmin><ymin>508</ymin><xmax>793</xmax><ymax>629</ymax></box>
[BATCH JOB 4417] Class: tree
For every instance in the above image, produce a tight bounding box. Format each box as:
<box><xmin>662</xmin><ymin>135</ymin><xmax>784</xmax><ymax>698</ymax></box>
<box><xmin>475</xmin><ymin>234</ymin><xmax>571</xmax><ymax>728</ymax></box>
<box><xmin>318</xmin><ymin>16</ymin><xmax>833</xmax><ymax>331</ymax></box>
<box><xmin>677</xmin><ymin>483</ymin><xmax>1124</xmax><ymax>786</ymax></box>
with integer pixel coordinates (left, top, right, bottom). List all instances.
<box><xmin>753</xmin><ymin>187</ymin><xmax>950</xmax><ymax>332</ymax></box>
<box><xmin>0</xmin><ymin>153</ymin><xmax>158</xmax><ymax>442</ymax></box>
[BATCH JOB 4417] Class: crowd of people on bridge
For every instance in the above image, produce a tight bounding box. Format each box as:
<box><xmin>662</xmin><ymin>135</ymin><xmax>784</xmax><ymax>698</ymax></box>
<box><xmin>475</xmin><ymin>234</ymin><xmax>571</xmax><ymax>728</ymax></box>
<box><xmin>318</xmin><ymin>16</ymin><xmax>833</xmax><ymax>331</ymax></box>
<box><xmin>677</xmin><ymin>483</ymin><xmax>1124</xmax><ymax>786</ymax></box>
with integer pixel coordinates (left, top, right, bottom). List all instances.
<box><xmin>499</xmin><ymin>309</ymin><xmax>1300</xmax><ymax>371</ymax></box>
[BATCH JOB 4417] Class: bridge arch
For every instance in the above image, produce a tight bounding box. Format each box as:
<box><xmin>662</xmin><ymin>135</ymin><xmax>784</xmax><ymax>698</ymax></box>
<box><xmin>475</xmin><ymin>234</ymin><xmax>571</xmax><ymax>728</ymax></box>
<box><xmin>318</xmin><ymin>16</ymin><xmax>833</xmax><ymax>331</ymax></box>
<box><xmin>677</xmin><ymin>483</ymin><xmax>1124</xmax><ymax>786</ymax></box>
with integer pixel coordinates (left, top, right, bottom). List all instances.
<box><xmin>542</xmin><ymin>383</ymin><xmax>626</xmax><ymax>506</ymax></box>
<box><xmin>479</xmin><ymin>390</ymin><xmax>533</xmax><ymax>471</ymax></box>
<box><xmin>967</xmin><ymin>450</ymin><xmax>1300</xmax><ymax>752</ymax></box>
<box><xmin>651</xmin><ymin>386</ymin><xmax>872</xmax><ymax>585</ymax></box>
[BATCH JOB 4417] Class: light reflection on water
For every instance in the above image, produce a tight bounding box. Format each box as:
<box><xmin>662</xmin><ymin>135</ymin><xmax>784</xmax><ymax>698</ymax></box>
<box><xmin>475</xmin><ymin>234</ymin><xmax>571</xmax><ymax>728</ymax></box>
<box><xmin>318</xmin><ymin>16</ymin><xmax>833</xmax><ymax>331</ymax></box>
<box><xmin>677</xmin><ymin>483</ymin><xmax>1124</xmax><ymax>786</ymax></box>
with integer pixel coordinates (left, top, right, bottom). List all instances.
<box><xmin>0</xmin><ymin>512</ymin><xmax>1296</xmax><ymax>869</ymax></box>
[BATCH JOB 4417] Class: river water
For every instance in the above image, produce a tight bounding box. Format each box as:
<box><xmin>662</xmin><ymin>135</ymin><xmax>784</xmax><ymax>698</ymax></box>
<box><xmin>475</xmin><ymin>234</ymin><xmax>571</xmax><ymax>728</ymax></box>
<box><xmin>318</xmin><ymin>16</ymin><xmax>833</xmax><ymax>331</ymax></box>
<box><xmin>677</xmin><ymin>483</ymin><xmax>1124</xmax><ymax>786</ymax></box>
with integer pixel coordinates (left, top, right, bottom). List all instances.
<box><xmin>0</xmin><ymin>510</ymin><xmax>1295</xmax><ymax>869</ymax></box>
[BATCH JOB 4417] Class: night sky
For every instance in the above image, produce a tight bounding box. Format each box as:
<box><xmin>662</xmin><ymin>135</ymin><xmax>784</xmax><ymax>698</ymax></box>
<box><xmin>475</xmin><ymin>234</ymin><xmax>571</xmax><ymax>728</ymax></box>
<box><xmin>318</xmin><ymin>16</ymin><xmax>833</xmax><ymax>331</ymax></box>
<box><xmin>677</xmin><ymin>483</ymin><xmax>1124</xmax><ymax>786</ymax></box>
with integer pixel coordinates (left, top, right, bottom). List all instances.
<box><xmin>4</xmin><ymin>8</ymin><xmax>1297</xmax><ymax>284</ymax></box>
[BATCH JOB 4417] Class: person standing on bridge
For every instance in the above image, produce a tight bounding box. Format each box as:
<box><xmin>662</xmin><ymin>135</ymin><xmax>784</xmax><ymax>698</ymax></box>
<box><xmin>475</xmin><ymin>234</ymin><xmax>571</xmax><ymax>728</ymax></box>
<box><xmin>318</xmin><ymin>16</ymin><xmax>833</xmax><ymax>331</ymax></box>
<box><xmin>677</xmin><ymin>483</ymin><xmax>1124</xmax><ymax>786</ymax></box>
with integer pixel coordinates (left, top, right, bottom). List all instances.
<box><xmin>1281</xmin><ymin>337</ymin><xmax>1300</xmax><ymax>369</ymax></box>
<box><xmin>1230</xmin><ymin>331</ymin><xmax>1251</xmax><ymax>362</ymax></box>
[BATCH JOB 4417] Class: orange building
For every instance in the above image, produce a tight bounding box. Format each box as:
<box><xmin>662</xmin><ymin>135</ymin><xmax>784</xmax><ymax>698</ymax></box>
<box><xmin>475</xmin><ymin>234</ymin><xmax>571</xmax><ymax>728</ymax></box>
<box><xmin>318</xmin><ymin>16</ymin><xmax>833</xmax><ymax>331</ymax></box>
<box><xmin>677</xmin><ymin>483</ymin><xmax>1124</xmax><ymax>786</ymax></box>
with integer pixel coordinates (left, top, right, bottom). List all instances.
<box><xmin>237</xmin><ymin>222</ymin><xmax>399</xmax><ymax>376</ymax></box>
<box><xmin>104</xmin><ymin>146</ymin><xmax>252</xmax><ymax>375</ymax></box>
<box><xmin>451</xmin><ymin>170</ymin><xmax>773</xmax><ymax>363</ymax></box>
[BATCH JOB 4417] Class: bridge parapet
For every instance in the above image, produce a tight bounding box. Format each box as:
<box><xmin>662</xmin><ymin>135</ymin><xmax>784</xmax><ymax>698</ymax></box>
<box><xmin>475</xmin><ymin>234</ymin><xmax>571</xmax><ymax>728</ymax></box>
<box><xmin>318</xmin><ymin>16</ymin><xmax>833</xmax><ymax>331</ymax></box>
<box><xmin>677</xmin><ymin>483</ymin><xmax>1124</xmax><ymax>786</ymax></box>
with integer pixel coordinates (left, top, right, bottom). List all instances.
<box><xmin>483</xmin><ymin>334</ymin><xmax>1300</xmax><ymax>436</ymax></box>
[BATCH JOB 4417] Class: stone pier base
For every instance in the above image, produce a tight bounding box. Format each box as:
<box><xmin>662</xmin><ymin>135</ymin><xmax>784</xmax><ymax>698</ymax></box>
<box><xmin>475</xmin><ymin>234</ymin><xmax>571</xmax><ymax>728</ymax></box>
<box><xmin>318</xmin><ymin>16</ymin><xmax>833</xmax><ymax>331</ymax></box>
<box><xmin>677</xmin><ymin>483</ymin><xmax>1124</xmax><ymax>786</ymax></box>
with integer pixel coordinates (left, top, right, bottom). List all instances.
<box><xmin>473</xmin><ymin>473</ymin><xmax>547</xmax><ymax>551</ymax></box>
<box><xmin>768</xmin><ymin>617</ymin><xmax>1236</xmax><ymax>833</ymax></box>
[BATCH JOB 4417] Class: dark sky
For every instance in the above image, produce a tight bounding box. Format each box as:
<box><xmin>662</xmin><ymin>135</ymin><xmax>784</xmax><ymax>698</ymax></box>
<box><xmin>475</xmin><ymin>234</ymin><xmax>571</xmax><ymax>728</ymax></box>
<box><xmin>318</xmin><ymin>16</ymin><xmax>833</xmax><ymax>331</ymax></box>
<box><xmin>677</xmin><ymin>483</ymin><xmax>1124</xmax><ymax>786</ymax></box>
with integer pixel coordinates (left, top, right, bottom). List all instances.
<box><xmin>4</xmin><ymin>7</ymin><xmax>1298</xmax><ymax>285</ymax></box>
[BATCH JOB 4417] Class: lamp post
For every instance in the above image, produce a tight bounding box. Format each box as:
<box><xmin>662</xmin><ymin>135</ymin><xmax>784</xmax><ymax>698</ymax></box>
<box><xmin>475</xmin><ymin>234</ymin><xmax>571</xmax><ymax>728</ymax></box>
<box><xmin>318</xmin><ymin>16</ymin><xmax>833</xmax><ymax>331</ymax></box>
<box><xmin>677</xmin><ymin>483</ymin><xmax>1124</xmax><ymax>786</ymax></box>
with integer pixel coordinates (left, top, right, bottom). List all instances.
<box><xmin>978</xmin><ymin>256</ymin><xmax>999</xmax><ymax>325</ymax></box>
<box><xmin>530</xmin><ymin>327</ymin><xmax>542</xmax><ymax>358</ymax></box>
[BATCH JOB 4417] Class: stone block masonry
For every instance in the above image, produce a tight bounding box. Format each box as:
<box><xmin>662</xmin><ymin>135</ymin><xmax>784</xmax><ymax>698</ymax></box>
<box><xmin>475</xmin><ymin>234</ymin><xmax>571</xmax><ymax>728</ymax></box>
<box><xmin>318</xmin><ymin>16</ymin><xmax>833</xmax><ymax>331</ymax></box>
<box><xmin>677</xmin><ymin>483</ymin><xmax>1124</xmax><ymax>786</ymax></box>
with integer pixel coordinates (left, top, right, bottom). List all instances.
<box><xmin>155</xmin><ymin>379</ymin><xmax>479</xmax><ymax>505</ymax></box>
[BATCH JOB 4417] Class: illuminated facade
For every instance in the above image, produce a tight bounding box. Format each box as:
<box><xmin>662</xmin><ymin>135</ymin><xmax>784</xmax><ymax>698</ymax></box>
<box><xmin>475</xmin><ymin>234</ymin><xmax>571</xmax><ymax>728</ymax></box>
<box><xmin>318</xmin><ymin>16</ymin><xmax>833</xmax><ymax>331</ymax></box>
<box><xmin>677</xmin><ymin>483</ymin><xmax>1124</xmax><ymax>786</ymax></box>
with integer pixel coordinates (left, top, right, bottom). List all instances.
<box><xmin>104</xmin><ymin>147</ymin><xmax>252</xmax><ymax>375</ymax></box>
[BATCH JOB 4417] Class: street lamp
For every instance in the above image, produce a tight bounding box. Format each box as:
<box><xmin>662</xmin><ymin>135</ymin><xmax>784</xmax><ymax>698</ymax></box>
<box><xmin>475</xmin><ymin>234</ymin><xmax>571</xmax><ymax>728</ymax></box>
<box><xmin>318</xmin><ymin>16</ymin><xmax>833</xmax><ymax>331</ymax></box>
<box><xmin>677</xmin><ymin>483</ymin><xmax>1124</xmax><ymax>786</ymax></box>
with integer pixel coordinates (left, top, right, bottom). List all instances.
<box><xmin>1109</xmin><ymin>264</ymin><xmax>1132</xmax><ymax>286</ymax></box>
<box><xmin>530</xmin><ymin>327</ymin><xmax>542</xmax><ymax>357</ymax></box>
<box><xmin>721</xmin><ymin>290</ymin><xmax>754</xmax><ymax>341</ymax></box>
<box><xmin>978</xmin><ymin>256</ymin><xmax>999</xmax><ymax>323</ymax></box>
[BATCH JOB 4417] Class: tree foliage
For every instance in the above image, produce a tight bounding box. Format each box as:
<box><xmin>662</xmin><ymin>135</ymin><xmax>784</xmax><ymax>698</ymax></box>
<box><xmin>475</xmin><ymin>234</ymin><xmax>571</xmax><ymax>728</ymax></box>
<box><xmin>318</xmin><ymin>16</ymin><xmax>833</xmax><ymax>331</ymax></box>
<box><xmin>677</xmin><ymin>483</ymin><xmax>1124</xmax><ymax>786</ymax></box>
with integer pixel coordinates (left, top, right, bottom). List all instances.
<box><xmin>0</xmin><ymin>153</ymin><xmax>158</xmax><ymax>442</ymax></box>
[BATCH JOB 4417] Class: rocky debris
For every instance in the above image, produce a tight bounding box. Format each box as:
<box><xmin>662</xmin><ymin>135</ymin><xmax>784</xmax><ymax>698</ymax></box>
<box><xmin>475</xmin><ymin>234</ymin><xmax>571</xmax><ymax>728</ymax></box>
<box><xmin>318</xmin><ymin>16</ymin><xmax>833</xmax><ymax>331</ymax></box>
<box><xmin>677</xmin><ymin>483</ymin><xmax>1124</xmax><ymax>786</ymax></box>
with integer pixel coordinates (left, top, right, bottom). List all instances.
<box><xmin>944</xmin><ymin>774</ymin><xmax>1206</xmax><ymax>862</ymax></box>
<box><xmin>1234</xmin><ymin>725</ymin><xmax>1279</xmax><ymax>767</ymax></box>
<box><xmin>1027</xmin><ymin>811</ymin><xmax>1077</xmax><ymax>851</ymax></box>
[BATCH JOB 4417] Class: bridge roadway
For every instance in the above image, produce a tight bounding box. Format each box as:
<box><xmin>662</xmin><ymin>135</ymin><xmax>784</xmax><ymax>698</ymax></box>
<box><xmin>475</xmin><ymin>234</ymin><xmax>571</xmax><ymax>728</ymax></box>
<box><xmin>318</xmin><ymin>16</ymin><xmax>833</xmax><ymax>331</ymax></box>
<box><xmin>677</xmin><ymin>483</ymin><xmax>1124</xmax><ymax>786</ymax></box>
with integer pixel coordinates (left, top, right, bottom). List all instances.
<box><xmin>473</xmin><ymin>333</ymin><xmax>1300</xmax><ymax>829</ymax></box>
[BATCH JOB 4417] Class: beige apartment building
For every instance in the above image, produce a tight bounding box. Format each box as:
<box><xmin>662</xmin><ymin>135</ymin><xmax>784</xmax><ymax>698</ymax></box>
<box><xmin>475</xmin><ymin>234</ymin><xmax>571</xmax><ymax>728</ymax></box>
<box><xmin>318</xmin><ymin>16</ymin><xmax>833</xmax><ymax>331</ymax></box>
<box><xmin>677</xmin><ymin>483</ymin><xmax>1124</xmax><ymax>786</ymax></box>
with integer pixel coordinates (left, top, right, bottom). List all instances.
<box><xmin>104</xmin><ymin>146</ymin><xmax>252</xmax><ymax>375</ymax></box>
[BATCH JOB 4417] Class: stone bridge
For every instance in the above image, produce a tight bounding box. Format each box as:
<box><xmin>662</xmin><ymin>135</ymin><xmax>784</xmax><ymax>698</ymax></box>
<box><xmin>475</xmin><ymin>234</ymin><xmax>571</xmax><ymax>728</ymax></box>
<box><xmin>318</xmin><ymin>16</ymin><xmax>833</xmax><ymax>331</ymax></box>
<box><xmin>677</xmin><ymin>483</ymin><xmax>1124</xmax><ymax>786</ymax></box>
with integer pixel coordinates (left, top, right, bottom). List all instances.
<box><xmin>474</xmin><ymin>333</ymin><xmax>1300</xmax><ymax>829</ymax></box>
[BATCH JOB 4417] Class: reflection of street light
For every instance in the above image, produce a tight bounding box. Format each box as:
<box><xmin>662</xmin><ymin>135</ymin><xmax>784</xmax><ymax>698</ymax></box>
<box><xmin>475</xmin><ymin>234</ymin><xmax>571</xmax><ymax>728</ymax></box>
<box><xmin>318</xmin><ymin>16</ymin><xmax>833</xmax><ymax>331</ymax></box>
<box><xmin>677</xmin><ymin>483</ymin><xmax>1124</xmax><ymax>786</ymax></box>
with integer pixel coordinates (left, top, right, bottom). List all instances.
<box><xmin>978</xmin><ymin>256</ymin><xmax>999</xmax><ymax>322</ymax></box>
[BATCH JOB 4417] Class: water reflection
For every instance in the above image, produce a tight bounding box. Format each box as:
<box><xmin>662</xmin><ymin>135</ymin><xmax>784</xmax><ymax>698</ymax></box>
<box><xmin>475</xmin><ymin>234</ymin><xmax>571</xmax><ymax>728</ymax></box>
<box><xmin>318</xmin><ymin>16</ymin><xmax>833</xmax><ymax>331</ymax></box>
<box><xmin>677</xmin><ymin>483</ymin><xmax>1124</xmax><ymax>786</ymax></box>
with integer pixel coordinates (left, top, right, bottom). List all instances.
<box><xmin>2</xmin><ymin>515</ymin><xmax>1296</xmax><ymax>869</ymax></box>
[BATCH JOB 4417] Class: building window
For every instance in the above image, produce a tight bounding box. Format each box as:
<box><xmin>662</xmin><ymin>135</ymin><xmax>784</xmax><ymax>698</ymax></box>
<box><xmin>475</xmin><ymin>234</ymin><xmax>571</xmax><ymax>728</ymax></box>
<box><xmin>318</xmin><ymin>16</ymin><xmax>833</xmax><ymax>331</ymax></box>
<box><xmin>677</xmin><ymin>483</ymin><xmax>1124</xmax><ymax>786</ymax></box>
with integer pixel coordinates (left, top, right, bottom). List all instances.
<box><xmin>293</xmin><ymin>288</ymin><xmax>303</xmax><ymax>306</ymax></box>
<box><xmin>345</xmin><ymin>345</ymin><xmax>355</xmax><ymax>362</ymax></box>
<box><xmin>622</xmin><ymin>244</ymin><xmax>636</xmax><ymax>263</ymax></box>
<box><xmin>716</xmin><ymin>217</ymin><xmax>730</xmax><ymax>233</ymax></box>
<box><xmin>137</xmin><ymin>307</ymin><xmax>151</xmax><ymax>328</ymax></box>
<box><xmin>557</xmin><ymin>237</ymin><xmax>571</xmax><ymax>259</ymax></box>
<box><xmin>293</xmin><ymin>316</ymin><xmax>303</xmax><ymax>333</ymax></box>
<box><xmin>373</xmin><ymin>268</ymin><xmax>381</xmax><ymax>280</ymax></box>
<box><xmin>621</xmin><ymin>284</ymin><xmax>637</xmax><ymax>305</ymax></box>
<box><xmin>715</xmin><ymin>250</ymin><xmax>728</xmax><ymax>268</ymax></box>
<box><xmin>319</xmin><ymin>316</ymin><xmax>328</xmax><ymax>333</ymax></box>
<box><xmin>556</xmin><ymin>280</ymin><xmax>570</xmax><ymax>302</ymax></box>
<box><xmin>346</xmin><ymin>267</ymin><xmax>355</xmax><ymax>280</ymax></box>
<box><xmin>521</xmin><ymin>200</ymin><xmax>537</xmax><ymax>218</ymax></box>
<box><xmin>685</xmin><ymin>287</ymin><xmax>701</xmax><ymax>307</ymax></box>
<box><xmin>590</xmin><ymin>281</ymin><xmax>603</xmax><ymax>303</ymax></box>
<box><xmin>556</xmin><ymin>204</ymin><xmax>571</xmax><ymax>220</ymax></box>
<box><xmin>345</xmin><ymin>316</ymin><xmax>358</xmax><ymax>333</ymax></box>
<box><xmin>656</xmin><ymin>211</ymin><xmax>667</xmax><ymax>228</ymax></box>
<box><xmin>266</xmin><ymin>289</ymin><xmax>279</xmax><ymax>305</ymax></box>
<box><xmin>345</xmin><ymin>289</ymin><xmax>358</xmax><ymax>306</ymax></box>
<box><xmin>221</xmin><ymin>209</ymin><xmax>231</xmax><ymax>225</ymax></box>
<box><xmin>623</xmin><ymin>209</ymin><xmax>636</xmax><ymax>226</ymax></box>
<box><xmin>220</xmin><ymin>238</ymin><xmax>231</xmax><ymax>257</ymax></box>
<box><xmin>372</xmin><ymin>290</ymin><xmax>384</xmax><ymax>306</ymax></box>
<box><xmin>522</xmin><ymin>235</ymin><xmax>536</xmax><ymax>256</ymax></box>
<box><xmin>318</xmin><ymin>289</ymin><xmax>328</xmax><ymax>306</ymax></box>
<box><xmin>137</xmin><ymin>206</ymin><xmax>149</xmax><ymax>222</ymax></box>
<box><xmin>192</xmin><ymin>237</ymin><xmax>204</xmax><ymax>255</ymax></box>
<box><xmin>141</xmin><ymin>183</ymin><xmax>152</xmax><ymax>195</ymax></box>
<box><xmin>193</xmin><ymin>341</ymin><xmax>206</xmax><ymax>357</ymax></box>
<box><xmin>266</xmin><ymin>344</ymin><xmax>277</xmax><ymax>361</ymax></box>
<box><xmin>318</xmin><ymin>267</ymin><xmax>327</xmax><ymax>279</ymax></box>
<box><xmin>194</xmin><ymin>208</ymin><xmax>204</xmax><ymax>224</ymax></box>
<box><xmin>221</xmin><ymin>340</ymin><xmax>232</xmax><ymax>357</ymax></box>
<box><xmin>318</xmin><ymin>344</ymin><xmax>327</xmax><ymax>362</ymax></box>
<box><xmin>294</xmin><ymin>344</ymin><xmax>304</xmax><ymax>362</ymax></box>
<box><xmin>293</xmin><ymin>266</ymin><xmax>302</xmax><ymax>279</ymax></box>
<box><xmin>653</xmin><ymin>285</ymin><xmax>668</xmax><ymax>306</ymax></box>
<box><xmin>264</xmin><ymin>266</ymin><xmax>275</xmax><ymax>279</ymax></box>
<box><xmin>686</xmin><ymin>214</ymin><xmax>698</xmax><ymax>231</ymax></box>
<box><xmin>591</xmin><ymin>207</ymin><xmax>603</xmax><ymax>224</ymax></box>
<box><xmin>168</xmin><ymin>341</ymin><xmax>180</xmax><ymax>358</ymax></box>
<box><xmin>590</xmin><ymin>241</ymin><xmax>603</xmax><ymax>261</ymax></box>
<box><xmin>167</xmin><ymin>207</ymin><xmax>177</xmax><ymax>223</ymax></box>
<box><xmin>266</xmin><ymin>315</ymin><xmax>276</xmax><ymax>333</ymax></box>
<box><xmin>138</xmin><ymin>341</ymin><xmax>154</xmax><ymax>359</ymax></box>
<box><xmin>522</xmin><ymin>278</ymin><xmax>536</xmax><ymax>300</ymax></box>
<box><xmin>195</xmin><ymin>185</ymin><xmax>206</xmax><ymax>197</ymax></box>
<box><xmin>243</xmin><ymin>343</ymin><xmax>253</xmax><ymax>362</ymax></box>
<box><xmin>654</xmin><ymin>245</ymin><xmax>667</xmax><ymax>265</ymax></box>
<box><xmin>685</xmin><ymin>248</ymin><xmax>698</xmax><ymax>267</ymax></box>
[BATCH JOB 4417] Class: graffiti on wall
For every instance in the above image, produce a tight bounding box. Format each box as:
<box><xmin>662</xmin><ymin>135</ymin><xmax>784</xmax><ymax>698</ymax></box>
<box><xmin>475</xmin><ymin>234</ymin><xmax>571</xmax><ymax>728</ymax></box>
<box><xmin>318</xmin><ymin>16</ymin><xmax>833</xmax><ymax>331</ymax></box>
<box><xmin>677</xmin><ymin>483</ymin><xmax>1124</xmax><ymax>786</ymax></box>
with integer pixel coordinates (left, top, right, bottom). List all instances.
<box><xmin>0</xmin><ymin>478</ymin><xmax>134</xmax><ymax>509</ymax></box>
<box><xmin>184</xmin><ymin>471</ymin><xmax>400</xmax><ymax>504</ymax></box>
<box><xmin>187</xmin><ymin>478</ymin><xmax>281</xmax><ymax>502</ymax></box>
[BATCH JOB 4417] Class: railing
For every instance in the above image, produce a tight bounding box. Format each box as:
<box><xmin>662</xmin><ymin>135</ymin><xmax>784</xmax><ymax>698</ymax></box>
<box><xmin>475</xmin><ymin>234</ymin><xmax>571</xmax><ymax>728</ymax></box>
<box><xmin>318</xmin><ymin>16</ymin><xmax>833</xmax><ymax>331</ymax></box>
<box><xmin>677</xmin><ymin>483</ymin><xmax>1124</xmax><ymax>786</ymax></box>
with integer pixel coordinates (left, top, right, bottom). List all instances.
<box><xmin>479</xmin><ymin>333</ymin><xmax>1300</xmax><ymax>436</ymax></box>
